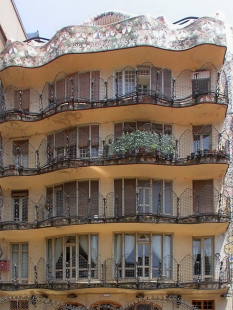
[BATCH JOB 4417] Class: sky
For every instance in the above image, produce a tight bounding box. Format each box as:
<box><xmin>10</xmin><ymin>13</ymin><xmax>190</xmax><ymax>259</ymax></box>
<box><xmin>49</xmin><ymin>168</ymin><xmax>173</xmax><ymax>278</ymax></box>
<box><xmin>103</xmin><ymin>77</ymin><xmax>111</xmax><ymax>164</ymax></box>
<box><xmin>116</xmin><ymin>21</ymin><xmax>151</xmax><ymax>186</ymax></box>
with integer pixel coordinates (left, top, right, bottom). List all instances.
<box><xmin>14</xmin><ymin>0</ymin><xmax>233</xmax><ymax>39</ymax></box>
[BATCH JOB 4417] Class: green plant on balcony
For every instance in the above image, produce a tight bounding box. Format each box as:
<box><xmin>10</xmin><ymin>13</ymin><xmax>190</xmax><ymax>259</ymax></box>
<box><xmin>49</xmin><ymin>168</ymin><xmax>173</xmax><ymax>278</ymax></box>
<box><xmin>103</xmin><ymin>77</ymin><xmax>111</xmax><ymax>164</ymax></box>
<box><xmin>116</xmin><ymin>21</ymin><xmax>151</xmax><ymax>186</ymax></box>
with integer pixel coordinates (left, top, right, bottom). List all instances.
<box><xmin>108</xmin><ymin>130</ymin><xmax>175</xmax><ymax>157</ymax></box>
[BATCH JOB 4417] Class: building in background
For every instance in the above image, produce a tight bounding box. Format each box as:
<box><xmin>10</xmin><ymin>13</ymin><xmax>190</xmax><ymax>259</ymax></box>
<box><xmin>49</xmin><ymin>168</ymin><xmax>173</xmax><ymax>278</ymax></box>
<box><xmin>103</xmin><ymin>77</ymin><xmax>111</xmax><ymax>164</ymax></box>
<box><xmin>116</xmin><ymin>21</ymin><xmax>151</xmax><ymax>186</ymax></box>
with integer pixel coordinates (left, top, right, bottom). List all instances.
<box><xmin>0</xmin><ymin>8</ymin><xmax>232</xmax><ymax>310</ymax></box>
<box><xmin>0</xmin><ymin>0</ymin><xmax>26</xmax><ymax>51</ymax></box>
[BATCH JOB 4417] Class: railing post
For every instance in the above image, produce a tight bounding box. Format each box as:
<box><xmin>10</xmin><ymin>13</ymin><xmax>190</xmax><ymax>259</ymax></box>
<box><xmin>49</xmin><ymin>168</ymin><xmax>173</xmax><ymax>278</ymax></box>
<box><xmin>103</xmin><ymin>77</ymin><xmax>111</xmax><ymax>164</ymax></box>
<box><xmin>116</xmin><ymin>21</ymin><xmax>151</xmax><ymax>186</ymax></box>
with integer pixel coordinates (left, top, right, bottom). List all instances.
<box><xmin>13</xmin><ymin>264</ymin><xmax>18</xmax><ymax>287</ymax></box>
<box><xmin>14</xmin><ymin>200</ymin><xmax>19</xmax><ymax>223</ymax></box>
<box><xmin>46</xmin><ymin>263</ymin><xmax>52</xmax><ymax>284</ymax></box>
<box><xmin>34</xmin><ymin>265</ymin><xmax>38</xmax><ymax>286</ymax></box>
<box><xmin>136</xmin><ymin>192</ymin><xmax>139</xmax><ymax>216</ymax></box>
<box><xmin>175</xmin><ymin>139</ymin><xmax>179</xmax><ymax>161</ymax></box>
<box><xmin>70</xmin><ymin>77</ymin><xmax>74</xmax><ymax>105</ymax></box>
<box><xmin>115</xmin><ymin>77</ymin><xmax>119</xmax><ymax>105</ymax></box>
<box><xmin>91</xmin><ymin>80</ymin><xmax>94</xmax><ymax>108</ymax></box>
<box><xmin>158</xmin><ymin>193</ymin><xmax>161</xmax><ymax>216</ymax></box>
<box><xmin>176</xmin><ymin>263</ymin><xmax>180</xmax><ymax>287</ymax></box>
<box><xmin>196</xmin><ymin>193</ymin><xmax>200</xmax><ymax>215</ymax></box>
<box><xmin>104</xmin><ymin>81</ymin><xmax>107</xmax><ymax>106</ymax></box>
<box><xmin>215</xmin><ymin>71</ymin><xmax>220</xmax><ymax>103</ymax></box>
<box><xmin>176</xmin><ymin>264</ymin><xmax>180</xmax><ymax>287</ymax></box>
<box><xmin>158</xmin><ymin>260</ymin><xmax>162</xmax><ymax>279</ymax></box>
<box><xmin>35</xmin><ymin>149</ymin><xmax>40</xmax><ymax>170</ymax></box>
<box><xmin>176</xmin><ymin>197</ymin><xmax>180</xmax><ymax>221</ymax></box>
<box><xmin>219</xmin><ymin>260</ymin><xmax>223</xmax><ymax>287</ymax></box>
<box><xmin>135</xmin><ymin>68</ymin><xmax>139</xmax><ymax>103</ymax></box>
<box><xmin>19</xmin><ymin>90</ymin><xmax>22</xmax><ymax>110</ymax></box>
<box><xmin>67</xmin><ymin>195</ymin><xmax>70</xmax><ymax>219</ymax></box>
<box><xmin>101</xmin><ymin>263</ymin><xmax>104</xmax><ymax>285</ymax></box>
<box><xmin>35</xmin><ymin>204</ymin><xmax>39</xmax><ymax>226</ymax></box>
<box><xmin>66</xmin><ymin>135</ymin><xmax>69</xmax><ymax>162</ymax></box>
<box><xmin>171</xmin><ymin>78</ymin><xmax>175</xmax><ymax>106</ymax></box>
<box><xmin>115</xmin><ymin>195</ymin><xmax>119</xmax><ymax>218</ymax></box>
<box><xmin>66</xmin><ymin>262</ymin><xmax>70</xmax><ymax>289</ymax></box>
<box><xmin>218</xmin><ymin>193</ymin><xmax>223</xmax><ymax>220</ymax></box>
<box><xmin>103</xmin><ymin>197</ymin><xmax>106</xmax><ymax>220</ymax></box>
<box><xmin>37</xmin><ymin>94</ymin><xmax>43</xmax><ymax>115</ymax></box>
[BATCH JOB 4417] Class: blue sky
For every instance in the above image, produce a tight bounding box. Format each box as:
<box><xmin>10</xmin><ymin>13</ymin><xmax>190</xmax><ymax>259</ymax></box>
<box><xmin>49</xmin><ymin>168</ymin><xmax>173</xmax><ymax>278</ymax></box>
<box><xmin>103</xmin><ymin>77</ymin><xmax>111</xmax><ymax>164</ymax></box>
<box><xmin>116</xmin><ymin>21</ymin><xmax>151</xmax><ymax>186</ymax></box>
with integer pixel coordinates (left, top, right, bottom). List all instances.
<box><xmin>14</xmin><ymin>0</ymin><xmax>233</xmax><ymax>39</ymax></box>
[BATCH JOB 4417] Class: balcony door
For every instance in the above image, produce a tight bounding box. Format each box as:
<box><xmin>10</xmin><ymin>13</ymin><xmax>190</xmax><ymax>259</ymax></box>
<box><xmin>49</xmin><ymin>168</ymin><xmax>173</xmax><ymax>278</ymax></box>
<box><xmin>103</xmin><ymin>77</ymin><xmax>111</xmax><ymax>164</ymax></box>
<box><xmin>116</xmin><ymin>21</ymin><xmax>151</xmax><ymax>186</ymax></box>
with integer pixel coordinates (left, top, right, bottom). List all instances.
<box><xmin>193</xmin><ymin>180</ymin><xmax>213</xmax><ymax>214</ymax></box>
<box><xmin>137</xmin><ymin>234</ymin><xmax>150</xmax><ymax>279</ymax></box>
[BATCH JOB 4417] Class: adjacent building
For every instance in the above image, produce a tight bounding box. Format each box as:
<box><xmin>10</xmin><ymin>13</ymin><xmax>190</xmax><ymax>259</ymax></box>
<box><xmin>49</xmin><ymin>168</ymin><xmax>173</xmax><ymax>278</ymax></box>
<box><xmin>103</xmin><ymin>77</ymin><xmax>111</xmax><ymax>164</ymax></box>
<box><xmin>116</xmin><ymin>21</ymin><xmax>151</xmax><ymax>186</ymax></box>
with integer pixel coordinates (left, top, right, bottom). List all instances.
<box><xmin>0</xmin><ymin>0</ymin><xmax>26</xmax><ymax>51</ymax></box>
<box><xmin>0</xmin><ymin>8</ymin><xmax>232</xmax><ymax>310</ymax></box>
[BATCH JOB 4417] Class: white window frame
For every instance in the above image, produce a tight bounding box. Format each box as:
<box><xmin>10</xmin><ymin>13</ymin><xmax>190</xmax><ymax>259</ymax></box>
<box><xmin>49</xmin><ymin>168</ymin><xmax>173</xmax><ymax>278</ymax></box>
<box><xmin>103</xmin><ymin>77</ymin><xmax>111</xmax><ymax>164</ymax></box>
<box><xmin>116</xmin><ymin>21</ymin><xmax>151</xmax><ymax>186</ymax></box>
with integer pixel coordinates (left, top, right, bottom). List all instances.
<box><xmin>115</xmin><ymin>233</ymin><xmax>172</xmax><ymax>280</ymax></box>
<box><xmin>11</xmin><ymin>243</ymin><xmax>28</xmax><ymax>283</ymax></box>
<box><xmin>192</xmin><ymin>236</ymin><xmax>214</xmax><ymax>280</ymax></box>
<box><xmin>46</xmin><ymin>234</ymin><xmax>98</xmax><ymax>281</ymax></box>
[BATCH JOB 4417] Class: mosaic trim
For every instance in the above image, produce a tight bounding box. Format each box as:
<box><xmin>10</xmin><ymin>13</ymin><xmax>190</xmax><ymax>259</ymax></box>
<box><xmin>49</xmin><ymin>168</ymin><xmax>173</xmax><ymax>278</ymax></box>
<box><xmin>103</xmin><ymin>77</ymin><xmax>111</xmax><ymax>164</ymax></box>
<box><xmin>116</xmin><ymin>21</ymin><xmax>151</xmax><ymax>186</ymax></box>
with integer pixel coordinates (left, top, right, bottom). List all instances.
<box><xmin>0</xmin><ymin>15</ymin><xmax>226</xmax><ymax>70</ymax></box>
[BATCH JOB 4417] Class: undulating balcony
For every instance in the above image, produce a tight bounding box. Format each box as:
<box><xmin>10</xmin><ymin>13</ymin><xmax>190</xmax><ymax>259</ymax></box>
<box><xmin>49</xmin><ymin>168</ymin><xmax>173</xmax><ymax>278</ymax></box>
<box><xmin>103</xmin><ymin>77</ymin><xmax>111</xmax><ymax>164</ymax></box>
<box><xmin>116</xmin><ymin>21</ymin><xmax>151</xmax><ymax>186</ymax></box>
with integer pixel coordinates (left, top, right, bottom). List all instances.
<box><xmin>0</xmin><ymin>126</ymin><xmax>229</xmax><ymax>178</ymax></box>
<box><xmin>0</xmin><ymin>185</ymin><xmax>230</xmax><ymax>230</ymax></box>
<box><xmin>0</xmin><ymin>63</ymin><xmax>228</xmax><ymax>125</ymax></box>
<box><xmin>0</xmin><ymin>254</ymin><xmax>229</xmax><ymax>291</ymax></box>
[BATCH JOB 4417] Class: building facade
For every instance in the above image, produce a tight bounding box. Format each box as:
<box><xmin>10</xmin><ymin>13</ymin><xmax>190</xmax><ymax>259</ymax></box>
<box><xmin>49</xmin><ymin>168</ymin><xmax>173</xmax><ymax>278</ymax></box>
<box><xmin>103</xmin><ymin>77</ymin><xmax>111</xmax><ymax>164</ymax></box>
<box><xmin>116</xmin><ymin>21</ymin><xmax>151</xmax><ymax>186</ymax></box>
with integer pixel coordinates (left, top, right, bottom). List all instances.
<box><xmin>0</xmin><ymin>0</ymin><xmax>26</xmax><ymax>51</ymax></box>
<box><xmin>0</xmin><ymin>10</ymin><xmax>232</xmax><ymax>310</ymax></box>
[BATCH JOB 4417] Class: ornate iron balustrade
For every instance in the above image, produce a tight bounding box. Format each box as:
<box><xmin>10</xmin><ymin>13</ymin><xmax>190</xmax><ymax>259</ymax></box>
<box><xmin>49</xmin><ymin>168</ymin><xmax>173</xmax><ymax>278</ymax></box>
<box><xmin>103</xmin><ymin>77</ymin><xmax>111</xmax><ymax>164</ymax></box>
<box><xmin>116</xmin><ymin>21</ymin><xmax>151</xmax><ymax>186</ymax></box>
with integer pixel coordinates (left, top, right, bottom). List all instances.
<box><xmin>0</xmin><ymin>254</ymin><xmax>229</xmax><ymax>291</ymax></box>
<box><xmin>0</xmin><ymin>185</ymin><xmax>230</xmax><ymax>229</ymax></box>
<box><xmin>0</xmin><ymin>126</ymin><xmax>229</xmax><ymax>177</ymax></box>
<box><xmin>0</xmin><ymin>63</ymin><xmax>228</xmax><ymax>123</ymax></box>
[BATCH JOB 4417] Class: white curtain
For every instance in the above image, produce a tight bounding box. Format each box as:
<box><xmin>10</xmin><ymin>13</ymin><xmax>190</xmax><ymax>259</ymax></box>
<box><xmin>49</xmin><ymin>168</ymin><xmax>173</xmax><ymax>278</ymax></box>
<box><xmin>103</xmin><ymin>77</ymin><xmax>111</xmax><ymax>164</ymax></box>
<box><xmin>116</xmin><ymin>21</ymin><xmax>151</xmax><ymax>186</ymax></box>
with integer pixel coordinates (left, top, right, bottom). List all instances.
<box><xmin>79</xmin><ymin>235</ymin><xmax>88</xmax><ymax>256</ymax></box>
<box><xmin>164</xmin><ymin>235</ymin><xmax>171</xmax><ymax>277</ymax></box>
<box><xmin>152</xmin><ymin>235</ymin><xmax>162</xmax><ymax>261</ymax></box>
<box><xmin>124</xmin><ymin>235</ymin><xmax>135</xmax><ymax>259</ymax></box>
<box><xmin>204</xmin><ymin>238</ymin><xmax>212</xmax><ymax>275</ymax></box>
<box><xmin>115</xmin><ymin>235</ymin><xmax>122</xmax><ymax>263</ymax></box>
<box><xmin>55</xmin><ymin>237</ymin><xmax>63</xmax><ymax>264</ymax></box>
<box><xmin>91</xmin><ymin>235</ymin><xmax>98</xmax><ymax>261</ymax></box>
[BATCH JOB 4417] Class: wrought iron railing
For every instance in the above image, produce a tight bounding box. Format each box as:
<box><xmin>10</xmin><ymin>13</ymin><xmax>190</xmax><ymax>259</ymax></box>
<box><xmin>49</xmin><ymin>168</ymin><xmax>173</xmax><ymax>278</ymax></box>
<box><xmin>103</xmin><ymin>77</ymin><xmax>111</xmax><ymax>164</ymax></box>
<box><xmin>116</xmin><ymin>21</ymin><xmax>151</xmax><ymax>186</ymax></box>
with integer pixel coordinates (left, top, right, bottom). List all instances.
<box><xmin>0</xmin><ymin>126</ymin><xmax>229</xmax><ymax>177</ymax></box>
<box><xmin>0</xmin><ymin>254</ymin><xmax>230</xmax><ymax>290</ymax></box>
<box><xmin>0</xmin><ymin>185</ymin><xmax>230</xmax><ymax>228</ymax></box>
<box><xmin>0</xmin><ymin>63</ymin><xmax>228</xmax><ymax>123</ymax></box>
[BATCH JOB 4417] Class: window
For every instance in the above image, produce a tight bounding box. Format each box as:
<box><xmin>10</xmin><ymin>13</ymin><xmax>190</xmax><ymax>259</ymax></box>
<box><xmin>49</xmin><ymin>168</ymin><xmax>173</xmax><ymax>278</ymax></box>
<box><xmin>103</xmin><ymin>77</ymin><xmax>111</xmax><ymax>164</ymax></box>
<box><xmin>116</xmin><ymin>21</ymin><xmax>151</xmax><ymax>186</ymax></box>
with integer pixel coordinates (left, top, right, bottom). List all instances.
<box><xmin>78</xmin><ymin>180</ymin><xmax>99</xmax><ymax>217</ymax></box>
<box><xmin>46</xmin><ymin>181</ymin><xmax>76</xmax><ymax>217</ymax></box>
<box><xmin>192</xmin><ymin>237</ymin><xmax>213</xmax><ymax>280</ymax></box>
<box><xmin>14</xmin><ymin>89</ymin><xmax>30</xmax><ymax>111</ymax></box>
<box><xmin>192</xmin><ymin>300</ymin><xmax>214</xmax><ymax>309</ymax></box>
<box><xmin>193</xmin><ymin>125</ymin><xmax>212</xmax><ymax>152</ymax></box>
<box><xmin>46</xmin><ymin>180</ymin><xmax>99</xmax><ymax>218</ymax></box>
<box><xmin>193</xmin><ymin>180</ymin><xmax>213</xmax><ymax>214</ymax></box>
<box><xmin>78</xmin><ymin>125</ymin><xmax>100</xmax><ymax>158</ymax></box>
<box><xmin>47</xmin><ymin>234</ymin><xmax>98</xmax><ymax>280</ymax></box>
<box><xmin>114</xmin><ymin>122</ymin><xmax>172</xmax><ymax>138</ymax></box>
<box><xmin>10</xmin><ymin>300</ymin><xmax>28</xmax><ymax>310</ymax></box>
<box><xmin>115</xmin><ymin>233</ymin><xmax>172</xmax><ymax>279</ymax></box>
<box><xmin>115</xmin><ymin>66</ymin><xmax>172</xmax><ymax>100</ymax></box>
<box><xmin>47</xmin><ymin>128</ymin><xmax>77</xmax><ymax>161</ymax></box>
<box><xmin>11</xmin><ymin>191</ymin><xmax>28</xmax><ymax>222</ymax></box>
<box><xmin>13</xmin><ymin>140</ymin><xmax>29</xmax><ymax>168</ymax></box>
<box><xmin>11</xmin><ymin>243</ymin><xmax>28</xmax><ymax>283</ymax></box>
<box><xmin>192</xmin><ymin>71</ymin><xmax>210</xmax><ymax>98</ymax></box>
<box><xmin>114</xmin><ymin>179</ymin><xmax>172</xmax><ymax>216</ymax></box>
<box><xmin>53</xmin><ymin>71</ymin><xmax>100</xmax><ymax>104</ymax></box>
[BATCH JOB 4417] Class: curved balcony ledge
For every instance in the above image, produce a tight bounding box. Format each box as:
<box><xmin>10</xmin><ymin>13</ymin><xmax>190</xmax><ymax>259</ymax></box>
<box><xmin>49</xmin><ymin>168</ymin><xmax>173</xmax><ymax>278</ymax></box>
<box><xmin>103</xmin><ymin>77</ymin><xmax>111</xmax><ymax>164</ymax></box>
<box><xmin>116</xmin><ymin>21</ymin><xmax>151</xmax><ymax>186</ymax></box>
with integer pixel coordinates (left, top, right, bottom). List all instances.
<box><xmin>0</xmin><ymin>154</ymin><xmax>229</xmax><ymax>179</ymax></box>
<box><xmin>0</xmin><ymin>254</ymin><xmax>229</xmax><ymax>291</ymax></box>
<box><xmin>0</xmin><ymin>16</ymin><xmax>226</xmax><ymax>70</ymax></box>
<box><xmin>0</xmin><ymin>94</ymin><xmax>228</xmax><ymax>127</ymax></box>
<box><xmin>0</xmin><ymin>183</ymin><xmax>231</xmax><ymax>230</ymax></box>
<box><xmin>0</xmin><ymin>281</ymin><xmax>228</xmax><ymax>292</ymax></box>
<box><xmin>0</xmin><ymin>213</ymin><xmax>230</xmax><ymax>231</ymax></box>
